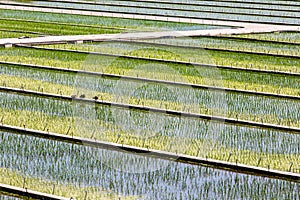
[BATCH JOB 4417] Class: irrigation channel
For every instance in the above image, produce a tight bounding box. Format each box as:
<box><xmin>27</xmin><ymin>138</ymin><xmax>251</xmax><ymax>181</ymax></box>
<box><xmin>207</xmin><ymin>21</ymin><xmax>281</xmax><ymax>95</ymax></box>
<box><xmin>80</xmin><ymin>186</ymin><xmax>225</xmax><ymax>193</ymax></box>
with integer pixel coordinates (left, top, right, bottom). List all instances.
<box><xmin>0</xmin><ymin>183</ymin><xmax>69</xmax><ymax>200</ymax></box>
<box><xmin>1</xmin><ymin>124</ymin><xmax>300</xmax><ymax>183</ymax></box>
<box><xmin>1</xmin><ymin>1</ymin><xmax>299</xmax><ymax>26</ymax></box>
<box><xmin>31</xmin><ymin>0</ymin><xmax>300</xmax><ymax>19</ymax></box>
<box><xmin>1</xmin><ymin>86</ymin><xmax>300</xmax><ymax>134</ymax></box>
<box><xmin>2</xmin><ymin>60</ymin><xmax>300</xmax><ymax>102</ymax></box>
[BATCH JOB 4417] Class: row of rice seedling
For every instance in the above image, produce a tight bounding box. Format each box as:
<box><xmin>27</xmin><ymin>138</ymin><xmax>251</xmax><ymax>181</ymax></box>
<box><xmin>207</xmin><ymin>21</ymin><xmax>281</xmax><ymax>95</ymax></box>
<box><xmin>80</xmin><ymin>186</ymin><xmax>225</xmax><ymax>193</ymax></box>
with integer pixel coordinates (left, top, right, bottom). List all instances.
<box><xmin>0</xmin><ymin>30</ymin><xmax>36</xmax><ymax>39</ymax></box>
<box><xmin>39</xmin><ymin>0</ymin><xmax>300</xmax><ymax>18</ymax></box>
<box><xmin>0</xmin><ymin>168</ymin><xmax>123</xmax><ymax>200</ymax></box>
<box><xmin>0</xmin><ymin>9</ymin><xmax>224</xmax><ymax>32</ymax></box>
<box><xmin>4</xmin><ymin>45</ymin><xmax>300</xmax><ymax>97</ymax></box>
<box><xmin>0</xmin><ymin>167</ymin><xmax>130</xmax><ymax>199</ymax></box>
<box><xmin>2</xmin><ymin>52</ymin><xmax>300</xmax><ymax>97</ymax></box>
<box><xmin>2</xmin><ymin>74</ymin><xmax>300</xmax><ymax>133</ymax></box>
<box><xmin>41</xmin><ymin>0</ymin><xmax>300</xmax><ymax>14</ymax></box>
<box><xmin>2</xmin><ymin>1</ymin><xmax>299</xmax><ymax>198</ymax></box>
<box><xmin>0</xmin><ymin>18</ymin><xmax>123</xmax><ymax>36</ymax></box>
<box><xmin>0</xmin><ymin>17</ymin><xmax>140</xmax><ymax>32</ymax></box>
<box><xmin>212</xmin><ymin>0</ymin><xmax>300</xmax><ymax>5</ymax></box>
<box><xmin>131</xmin><ymin>0</ymin><xmax>300</xmax><ymax>10</ymax></box>
<box><xmin>31</xmin><ymin>1</ymin><xmax>300</xmax><ymax>25</ymax></box>
<box><xmin>38</xmin><ymin>42</ymin><xmax>300</xmax><ymax>75</ymax></box>
<box><xmin>2</xmin><ymin>63</ymin><xmax>300</xmax><ymax>127</ymax></box>
<box><xmin>1</xmin><ymin>92</ymin><xmax>299</xmax><ymax>172</ymax></box>
<box><xmin>1</xmin><ymin>131</ymin><xmax>300</xmax><ymax>199</ymax></box>
<box><xmin>228</xmin><ymin>31</ymin><xmax>300</xmax><ymax>44</ymax></box>
<box><xmin>134</xmin><ymin>37</ymin><xmax>300</xmax><ymax>57</ymax></box>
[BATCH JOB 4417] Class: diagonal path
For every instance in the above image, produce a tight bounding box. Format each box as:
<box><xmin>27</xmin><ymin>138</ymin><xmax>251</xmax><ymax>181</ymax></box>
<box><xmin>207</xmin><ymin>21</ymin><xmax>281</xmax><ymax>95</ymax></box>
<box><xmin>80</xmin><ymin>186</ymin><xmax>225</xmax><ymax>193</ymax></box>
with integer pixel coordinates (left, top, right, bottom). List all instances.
<box><xmin>0</xmin><ymin>3</ymin><xmax>299</xmax><ymax>46</ymax></box>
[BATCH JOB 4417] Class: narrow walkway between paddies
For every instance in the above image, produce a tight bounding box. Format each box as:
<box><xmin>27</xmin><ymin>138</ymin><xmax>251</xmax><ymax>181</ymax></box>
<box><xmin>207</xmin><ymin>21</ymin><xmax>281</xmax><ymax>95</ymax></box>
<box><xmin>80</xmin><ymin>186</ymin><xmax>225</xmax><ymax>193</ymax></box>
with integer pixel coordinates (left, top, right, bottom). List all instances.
<box><xmin>0</xmin><ymin>4</ymin><xmax>299</xmax><ymax>46</ymax></box>
<box><xmin>0</xmin><ymin>183</ymin><xmax>70</xmax><ymax>200</ymax></box>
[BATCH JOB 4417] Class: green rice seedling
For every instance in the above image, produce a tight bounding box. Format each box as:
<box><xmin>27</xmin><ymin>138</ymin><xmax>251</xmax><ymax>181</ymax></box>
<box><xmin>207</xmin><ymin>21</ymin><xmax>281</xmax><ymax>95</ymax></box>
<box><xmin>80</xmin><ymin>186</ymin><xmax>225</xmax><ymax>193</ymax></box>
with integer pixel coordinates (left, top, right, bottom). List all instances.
<box><xmin>1</xmin><ymin>131</ymin><xmax>300</xmax><ymax>199</ymax></box>
<box><xmin>136</xmin><ymin>37</ymin><xmax>300</xmax><ymax>56</ymax></box>
<box><xmin>0</xmin><ymin>19</ymin><xmax>122</xmax><ymax>36</ymax></box>
<box><xmin>229</xmin><ymin>31</ymin><xmax>300</xmax><ymax>44</ymax></box>
<box><xmin>56</xmin><ymin>41</ymin><xmax>300</xmax><ymax>73</ymax></box>
<box><xmin>0</xmin><ymin>30</ymin><xmax>35</xmax><ymax>39</ymax></box>
<box><xmin>2</xmin><ymin>63</ymin><xmax>300</xmax><ymax>127</ymax></box>
<box><xmin>64</xmin><ymin>0</ymin><xmax>300</xmax><ymax>20</ymax></box>
<box><xmin>0</xmin><ymin>168</ymin><xmax>134</xmax><ymax>200</ymax></box>
<box><xmin>32</xmin><ymin>0</ymin><xmax>300</xmax><ymax>25</ymax></box>
<box><xmin>0</xmin><ymin>93</ymin><xmax>299</xmax><ymax>172</ymax></box>
<box><xmin>1</xmin><ymin>46</ymin><xmax>300</xmax><ymax>97</ymax></box>
<box><xmin>0</xmin><ymin>9</ymin><xmax>224</xmax><ymax>32</ymax></box>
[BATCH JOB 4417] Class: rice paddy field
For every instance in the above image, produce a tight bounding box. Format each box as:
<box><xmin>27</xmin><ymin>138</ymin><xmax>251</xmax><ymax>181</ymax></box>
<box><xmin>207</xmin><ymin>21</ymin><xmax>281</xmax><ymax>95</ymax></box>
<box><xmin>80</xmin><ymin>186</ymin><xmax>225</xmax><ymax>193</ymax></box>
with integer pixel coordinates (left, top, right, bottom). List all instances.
<box><xmin>0</xmin><ymin>0</ymin><xmax>300</xmax><ymax>199</ymax></box>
